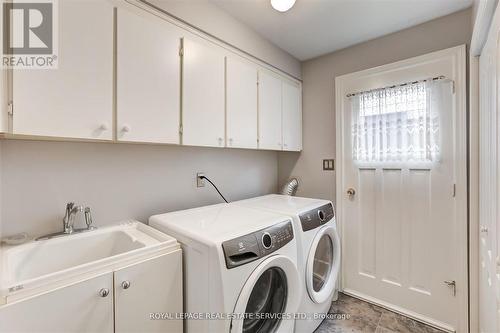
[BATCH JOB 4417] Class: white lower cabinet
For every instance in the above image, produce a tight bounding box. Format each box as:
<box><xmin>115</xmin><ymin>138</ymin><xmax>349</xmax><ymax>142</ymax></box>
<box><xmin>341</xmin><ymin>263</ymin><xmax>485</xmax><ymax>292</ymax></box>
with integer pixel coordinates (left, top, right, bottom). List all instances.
<box><xmin>114</xmin><ymin>251</ymin><xmax>183</xmax><ymax>333</ymax></box>
<box><xmin>0</xmin><ymin>273</ymin><xmax>114</xmax><ymax>333</ymax></box>
<box><xmin>0</xmin><ymin>251</ymin><xmax>183</xmax><ymax>333</ymax></box>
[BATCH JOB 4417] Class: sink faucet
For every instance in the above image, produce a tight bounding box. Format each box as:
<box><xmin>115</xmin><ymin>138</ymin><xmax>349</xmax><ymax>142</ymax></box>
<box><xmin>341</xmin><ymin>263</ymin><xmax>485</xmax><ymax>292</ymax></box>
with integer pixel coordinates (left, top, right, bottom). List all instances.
<box><xmin>63</xmin><ymin>202</ymin><xmax>84</xmax><ymax>234</ymax></box>
<box><xmin>35</xmin><ymin>202</ymin><xmax>97</xmax><ymax>241</ymax></box>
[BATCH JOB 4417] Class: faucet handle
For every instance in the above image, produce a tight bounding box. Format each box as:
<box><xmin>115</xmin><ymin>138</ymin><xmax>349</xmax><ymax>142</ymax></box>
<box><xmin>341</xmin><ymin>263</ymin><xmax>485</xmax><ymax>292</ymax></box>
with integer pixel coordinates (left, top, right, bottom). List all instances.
<box><xmin>66</xmin><ymin>202</ymin><xmax>75</xmax><ymax>211</ymax></box>
<box><xmin>84</xmin><ymin>207</ymin><xmax>96</xmax><ymax>230</ymax></box>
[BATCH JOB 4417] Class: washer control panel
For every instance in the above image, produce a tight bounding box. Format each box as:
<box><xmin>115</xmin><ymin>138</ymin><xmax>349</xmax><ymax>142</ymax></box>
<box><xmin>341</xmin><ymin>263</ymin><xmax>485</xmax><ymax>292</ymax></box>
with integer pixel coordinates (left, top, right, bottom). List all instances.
<box><xmin>299</xmin><ymin>203</ymin><xmax>335</xmax><ymax>232</ymax></box>
<box><xmin>222</xmin><ymin>220</ymin><xmax>294</xmax><ymax>269</ymax></box>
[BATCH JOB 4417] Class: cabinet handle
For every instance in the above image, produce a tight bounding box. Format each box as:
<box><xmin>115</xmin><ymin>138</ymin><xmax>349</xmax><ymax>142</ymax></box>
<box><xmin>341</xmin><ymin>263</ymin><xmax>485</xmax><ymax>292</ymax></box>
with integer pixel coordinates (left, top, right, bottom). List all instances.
<box><xmin>218</xmin><ymin>137</ymin><xmax>223</xmax><ymax>145</ymax></box>
<box><xmin>229</xmin><ymin>138</ymin><xmax>233</xmax><ymax>145</ymax></box>
<box><xmin>121</xmin><ymin>280</ymin><xmax>131</xmax><ymax>290</ymax></box>
<box><xmin>99</xmin><ymin>288</ymin><xmax>109</xmax><ymax>298</ymax></box>
<box><xmin>122</xmin><ymin>125</ymin><xmax>131</xmax><ymax>133</ymax></box>
<box><xmin>99</xmin><ymin>123</ymin><xmax>109</xmax><ymax>131</ymax></box>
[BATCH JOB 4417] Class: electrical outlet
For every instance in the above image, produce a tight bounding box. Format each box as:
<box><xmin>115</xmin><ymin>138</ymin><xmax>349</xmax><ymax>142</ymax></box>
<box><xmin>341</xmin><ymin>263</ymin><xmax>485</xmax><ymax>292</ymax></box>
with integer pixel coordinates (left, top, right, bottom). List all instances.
<box><xmin>197</xmin><ymin>173</ymin><xmax>205</xmax><ymax>187</ymax></box>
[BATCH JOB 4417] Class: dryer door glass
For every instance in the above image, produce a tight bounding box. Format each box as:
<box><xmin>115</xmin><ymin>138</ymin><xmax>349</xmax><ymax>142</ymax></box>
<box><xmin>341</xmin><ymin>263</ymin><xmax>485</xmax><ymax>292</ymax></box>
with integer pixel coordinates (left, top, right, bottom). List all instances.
<box><xmin>313</xmin><ymin>235</ymin><xmax>334</xmax><ymax>292</ymax></box>
<box><xmin>243</xmin><ymin>267</ymin><xmax>287</xmax><ymax>333</ymax></box>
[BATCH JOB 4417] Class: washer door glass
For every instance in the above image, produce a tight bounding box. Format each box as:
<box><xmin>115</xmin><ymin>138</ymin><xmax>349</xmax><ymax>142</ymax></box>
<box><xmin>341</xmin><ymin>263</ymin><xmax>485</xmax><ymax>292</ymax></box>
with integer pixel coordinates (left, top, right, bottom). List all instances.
<box><xmin>243</xmin><ymin>267</ymin><xmax>288</xmax><ymax>333</ymax></box>
<box><xmin>312</xmin><ymin>235</ymin><xmax>334</xmax><ymax>292</ymax></box>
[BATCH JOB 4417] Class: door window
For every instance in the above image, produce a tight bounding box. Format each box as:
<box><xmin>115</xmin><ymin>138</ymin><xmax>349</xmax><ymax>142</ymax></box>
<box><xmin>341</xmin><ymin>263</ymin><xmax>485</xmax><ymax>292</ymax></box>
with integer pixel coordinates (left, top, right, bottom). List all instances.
<box><xmin>243</xmin><ymin>267</ymin><xmax>287</xmax><ymax>333</ymax></box>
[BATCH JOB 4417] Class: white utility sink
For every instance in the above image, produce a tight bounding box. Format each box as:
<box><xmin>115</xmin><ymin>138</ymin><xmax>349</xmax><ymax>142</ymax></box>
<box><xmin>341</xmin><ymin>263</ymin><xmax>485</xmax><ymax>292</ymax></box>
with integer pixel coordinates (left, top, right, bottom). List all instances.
<box><xmin>0</xmin><ymin>221</ymin><xmax>178</xmax><ymax>304</ymax></box>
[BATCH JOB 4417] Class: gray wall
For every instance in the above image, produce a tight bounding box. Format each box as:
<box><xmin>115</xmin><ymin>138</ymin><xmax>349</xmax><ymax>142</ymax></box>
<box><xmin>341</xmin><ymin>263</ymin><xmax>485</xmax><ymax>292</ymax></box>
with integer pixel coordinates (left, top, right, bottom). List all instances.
<box><xmin>0</xmin><ymin>141</ymin><xmax>277</xmax><ymax>238</ymax></box>
<box><xmin>144</xmin><ymin>0</ymin><xmax>301</xmax><ymax>79</ymax></box>
<box><xmin>278</xmin><ymin>8</ymin><xmax>473</xmax><ymax>202</ymax></box>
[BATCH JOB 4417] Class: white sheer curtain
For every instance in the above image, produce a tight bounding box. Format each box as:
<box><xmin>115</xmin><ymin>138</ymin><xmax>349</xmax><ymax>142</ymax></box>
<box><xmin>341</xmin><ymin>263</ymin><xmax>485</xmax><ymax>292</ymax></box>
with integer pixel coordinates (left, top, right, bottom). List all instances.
<box><xmin>351</xmin><ymin>81</ymin><xmax>448</xmax><ymax>164</ymax></box>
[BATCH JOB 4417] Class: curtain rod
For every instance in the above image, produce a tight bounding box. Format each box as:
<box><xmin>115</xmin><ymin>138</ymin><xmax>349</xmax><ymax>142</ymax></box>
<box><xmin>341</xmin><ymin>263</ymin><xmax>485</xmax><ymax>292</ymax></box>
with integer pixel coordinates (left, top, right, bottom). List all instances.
<box><xmin>346</xmin><ymin>75</ymin><xmax>448</xmax><ymax>98</ymax></box>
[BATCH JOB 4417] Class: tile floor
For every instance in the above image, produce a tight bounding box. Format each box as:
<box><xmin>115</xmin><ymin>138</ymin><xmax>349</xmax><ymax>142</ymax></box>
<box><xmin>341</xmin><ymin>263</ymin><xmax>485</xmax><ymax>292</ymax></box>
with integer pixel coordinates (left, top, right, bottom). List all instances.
<box><xmin>315</xmin><ymin>293</ymin><xmax>445</xmax><ymax>333</ymax></box>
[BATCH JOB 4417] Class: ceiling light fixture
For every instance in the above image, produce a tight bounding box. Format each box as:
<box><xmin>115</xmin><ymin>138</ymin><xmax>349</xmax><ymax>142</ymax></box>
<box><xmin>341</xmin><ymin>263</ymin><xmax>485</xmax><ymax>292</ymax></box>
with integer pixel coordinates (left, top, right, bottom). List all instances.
<box><xmin>271</xmin><ymin>0</ymin><xmax>296</xmax><ymax>12</ymax></box>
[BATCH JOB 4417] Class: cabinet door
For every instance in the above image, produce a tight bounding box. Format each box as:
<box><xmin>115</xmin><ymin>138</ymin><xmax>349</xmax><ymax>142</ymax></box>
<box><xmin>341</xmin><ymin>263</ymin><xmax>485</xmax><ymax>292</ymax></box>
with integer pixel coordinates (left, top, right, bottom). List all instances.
<box><xmin>258</xmin><ymin>71</ymin><xmax>283</xmax><ymax>150</ymax></box>
<box><xmin>282</xmin><ymin>81</ymin><xmax>302</xmax><ymax>151</ymax></box>
<box><xmin>182</xmin><ymin>37</ymin><xmax>225</xmax><ymax>147</ymax></box>
<box><xmin>0</xmin><ymin>273</ymin><xmax>113</xmax><ymax>333</ymax></box>
<box><xmin>12</xmin><ymin>0</ymin><xmax>113</xmax><ymax>140</ymax></box>
<box><xmin>226</xmin><ymin>56</ymin><xmax>258</xmax><ymax>149</ymax></box>
<box><xmin>117</xmin><ymin>8</ymin><xmax>181</xmax><ymax>144</ymax></box>
<box><xmin>114</xmin><ymin>251</ymin><xmax>183</xmax><ymax>333</ymax></box>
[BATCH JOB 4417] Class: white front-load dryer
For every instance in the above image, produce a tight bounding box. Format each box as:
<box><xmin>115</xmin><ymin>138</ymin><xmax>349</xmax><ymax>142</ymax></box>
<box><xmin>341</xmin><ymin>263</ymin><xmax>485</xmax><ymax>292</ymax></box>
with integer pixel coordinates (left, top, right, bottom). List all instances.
<box><xmin>234</xmin><ymin>195</ymin><xmax>341</xmax><ymax>333</ymax></box>
<box><xmin>149</xmin><ymin>203</ymin><xmax>302</xmax><ymax>333</ymax></box>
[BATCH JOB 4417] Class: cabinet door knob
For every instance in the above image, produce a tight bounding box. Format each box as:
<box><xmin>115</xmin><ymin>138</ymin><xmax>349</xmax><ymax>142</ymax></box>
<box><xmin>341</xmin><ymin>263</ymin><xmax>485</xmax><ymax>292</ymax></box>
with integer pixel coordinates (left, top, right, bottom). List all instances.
<box><xmin>99</xmin><ymin>123</ymin><xmax>108</xmax><ymax>131</ymax></box>
<box><xmin>99</xmin><ymin>288</ymin><xmax>109</xmax><ymax>297</ymax></box>
<box><xmin>218</xmin><ymin>137</ymin><xmax>223</xmax><ymax>145</ymax></box>
<box><xmin>122</xmin><ymin>125</ymin><xmax>131</xmax><ymax>133</ymax></box>
<box><xmin>480</xmin><ymin>226</ymin><xmax>488</xmax><ymax>233</ymax></box>
<box><xmin>229</xmin><ymin>138</ymin><xmax>233</xmax><ymax>145</ymax></box>
<box><xmin>347</xmin><ymin>188</ymin><xmax>356</xmax><ymax>197</ymax></box>
<box><xmin>121</xmin><ymin>280</ymin><xmax>131</xmax><ymax>290</ymax></box>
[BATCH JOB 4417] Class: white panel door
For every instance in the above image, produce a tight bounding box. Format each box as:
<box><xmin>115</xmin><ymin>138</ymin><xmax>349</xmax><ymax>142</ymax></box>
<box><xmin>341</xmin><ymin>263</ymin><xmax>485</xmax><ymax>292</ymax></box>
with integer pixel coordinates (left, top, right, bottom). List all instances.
<box><xmin>12</xmin><ymin>0</ymin><xmax>113</xmax><ymax>140</ymax></box>
<box><xmin>182</xmin><ymin>37</ymin><xmax>225</xmax><ymax>147</ymax></box>
<box><xmin>226</xmin><ymin>56</ymin><xmax>258</xmax><ymax>149</ymax></box>
<box><xmin>114</xmin><ymin>251</ymin><xmax>183</xmax><ymax>333</ymax></box>
<box><xmin>282</xmin><ymin>81</ymin><xmax>302</xmax><ymax>151</ymax></box>
<box><xmin>0</xmin><ymin>273</ymin><xmax>113</xmax><ymax>332</ymax></box>
<box><xmin>258</xmin><ymin>71</ymin><xmax>282</xmax><ymax>150</ymax></box>
<box><xmin>339</xmin><ymin>47</ymin><xmax>467</xmax><ymax>332</ymax></box>
<box><xmin>478</xmin><ymin>5</ymin><xmax>500</xmax><ymax>332</ymax></box>
<box><xmin>0</xmin><ymin>69</ymin><xmax>6</xmax><ymax>133</ymax></box>
<box><xmin>116</xmin><ymin>7</ymin><xmax>181</xmax><ymax>144</ymax></box>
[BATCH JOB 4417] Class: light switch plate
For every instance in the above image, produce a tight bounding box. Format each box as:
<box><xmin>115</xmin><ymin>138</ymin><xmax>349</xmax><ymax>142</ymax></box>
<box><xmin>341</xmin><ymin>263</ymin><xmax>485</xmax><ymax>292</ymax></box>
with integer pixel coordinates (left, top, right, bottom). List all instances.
<box><xmin>323</xmin><ymin>159</ymin><xmax>335</xmax><ymax>171</ymax></box>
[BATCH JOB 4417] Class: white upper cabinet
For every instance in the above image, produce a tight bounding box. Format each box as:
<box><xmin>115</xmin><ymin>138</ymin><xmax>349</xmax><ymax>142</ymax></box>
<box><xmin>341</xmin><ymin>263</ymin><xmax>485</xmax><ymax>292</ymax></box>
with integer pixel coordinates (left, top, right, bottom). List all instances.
<box><xmin>226</xmin><ymin>56</ymin><xmax>258</xmax><ymax>149</ymax></box>
<box><xmin>258</xmin><ymin>71</ymin><xmax>283</xmax><ymax>150</ymax></box>
<box><xmin>282</xmin><ymin>81</ymin><xmax>302</xmax><ymax>151</ymax></box>
<box><xmin>182</xmin><ymin>37</ymin><xmax>225</xmax><ymax>147</ymax></box>
<box><xmin>117</xmin><ymin>7</ymin><xmax>181</xmax><ymax>144</ymax></box>
<box><xmin>12</xmin><ymin>0</ymin><xmax>113</xmax><ymax>140</ymax></box>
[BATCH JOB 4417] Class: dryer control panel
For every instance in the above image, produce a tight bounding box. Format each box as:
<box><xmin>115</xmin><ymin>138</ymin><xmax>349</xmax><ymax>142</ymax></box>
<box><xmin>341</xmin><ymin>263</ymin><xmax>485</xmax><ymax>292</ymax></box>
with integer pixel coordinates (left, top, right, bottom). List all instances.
<box><xmin>222</xmin><ymin>220</ymin><xmax>294</xmax><ymax>269</ymax></box>
<box><xmin>299</xmin><ymin>203</ymin><xmax>335</xmax><ymax>232</ymax></box>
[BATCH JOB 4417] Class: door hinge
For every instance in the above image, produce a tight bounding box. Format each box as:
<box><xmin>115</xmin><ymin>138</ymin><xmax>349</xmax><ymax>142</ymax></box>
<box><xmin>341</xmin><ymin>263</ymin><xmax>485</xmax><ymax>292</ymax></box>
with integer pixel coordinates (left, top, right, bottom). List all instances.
<box><xmin>179</xmin><ymin>124</ymin><xmax>183</xmax><ymax>135</ymax></box>
<box><xmin>452</xmin><ymin>80</ymin><xmax>456</xmax><ymax>94</ymax></box>
<box><xmin>452</xmin><ymin>184</ymin><xmax>456</xmax><ymax>197</ymax></box>
<box><xmin>179</xmin><ymin>46</ymin><xmax>184</xmax><ymax>57</ymax></box>
<box><xmin>7</xmin><ymin>101</ymin><xmax>13</xmax><ymax>116</ymax></box>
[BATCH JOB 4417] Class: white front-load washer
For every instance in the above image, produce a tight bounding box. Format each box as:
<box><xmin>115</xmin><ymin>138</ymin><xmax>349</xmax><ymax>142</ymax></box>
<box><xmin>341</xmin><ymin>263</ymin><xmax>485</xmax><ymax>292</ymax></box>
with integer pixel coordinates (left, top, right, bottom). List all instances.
<box><xmin>234</xmin><ymin>195</ymin><xmax>341</xmax><ymax>333</ymax></box>
<box><xmin>149</xmin><ymin>203</ymin><xmax>302</xmax><ymax>333</ymax></box>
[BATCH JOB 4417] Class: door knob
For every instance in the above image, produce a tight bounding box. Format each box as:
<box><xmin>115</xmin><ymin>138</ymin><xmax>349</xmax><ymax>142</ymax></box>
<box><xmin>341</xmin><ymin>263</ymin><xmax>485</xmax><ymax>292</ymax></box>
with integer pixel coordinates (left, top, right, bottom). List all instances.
<box><xmin>99</xmin><ymin>288</ymin><xmax>109</xmax><ymax>298</ymax></box>
<box><xmin>347</xmin><ymin>188</ymin><xmax>356</xmax><ymax>197</ymax></box>
<box><xmin>121</xmin><ymin>280</ymin><xmax>131</xmax><ymax>290</ymax></box>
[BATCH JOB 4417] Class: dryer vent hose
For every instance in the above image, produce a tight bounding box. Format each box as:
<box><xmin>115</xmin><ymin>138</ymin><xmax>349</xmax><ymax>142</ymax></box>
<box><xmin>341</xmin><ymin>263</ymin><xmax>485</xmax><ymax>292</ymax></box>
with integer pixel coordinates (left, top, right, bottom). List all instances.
<box><xmin>280</xmin><ymin>178</ymin><xmax>299</xmax><ymax>196</ymax></box>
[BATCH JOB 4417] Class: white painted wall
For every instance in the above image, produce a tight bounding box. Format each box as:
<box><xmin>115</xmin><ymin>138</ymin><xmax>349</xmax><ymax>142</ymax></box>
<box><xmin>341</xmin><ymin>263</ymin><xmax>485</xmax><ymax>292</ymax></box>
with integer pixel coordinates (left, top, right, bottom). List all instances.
<box><xmin>143</xmin><ymin>0</ymin><xmax>301</xmax><ymax>79</ymax></box>
<box><xmin>0</xmin><ymin>141</ymin><xmax>278</xmax><ymax>238</ymax></box>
